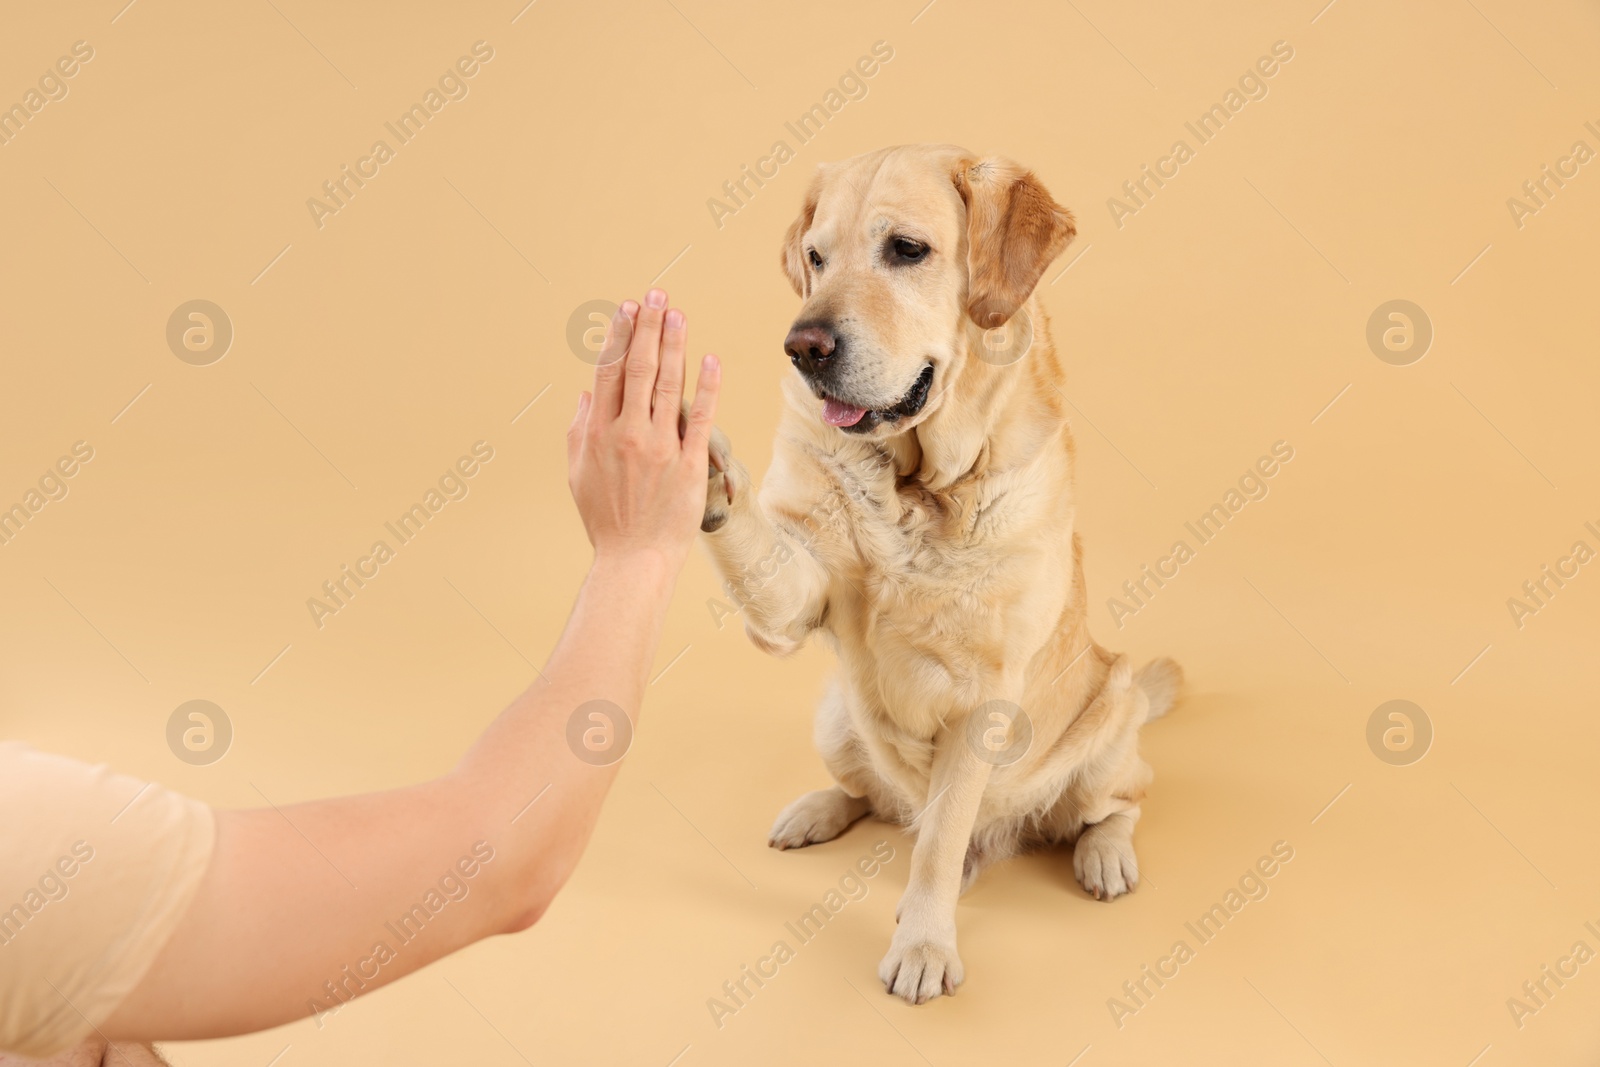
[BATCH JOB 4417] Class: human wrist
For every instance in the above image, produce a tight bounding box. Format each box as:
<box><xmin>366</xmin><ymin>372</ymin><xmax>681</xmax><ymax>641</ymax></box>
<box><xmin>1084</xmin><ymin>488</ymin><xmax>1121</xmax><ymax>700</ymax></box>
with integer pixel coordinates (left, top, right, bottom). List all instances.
<box><xmin>588</xmin><ymin>545</ymin><xmax>683</xmax><ymax>596</ymax></box>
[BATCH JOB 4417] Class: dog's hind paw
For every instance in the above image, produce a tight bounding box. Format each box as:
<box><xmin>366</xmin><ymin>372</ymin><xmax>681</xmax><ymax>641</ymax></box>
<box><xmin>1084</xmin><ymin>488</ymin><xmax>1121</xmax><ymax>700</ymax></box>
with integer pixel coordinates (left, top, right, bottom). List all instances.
<box><xmin>768</xmin><ymin>787</ymin><xmax>869</xmax><ymax>850</ymax></box>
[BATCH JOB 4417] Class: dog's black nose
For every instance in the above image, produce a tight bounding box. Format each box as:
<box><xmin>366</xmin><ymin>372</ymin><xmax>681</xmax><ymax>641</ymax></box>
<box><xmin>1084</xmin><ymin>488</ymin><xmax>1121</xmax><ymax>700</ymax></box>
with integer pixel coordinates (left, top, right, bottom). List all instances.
<box><xmin>785</xmin><ymin>323</ymin><xmax>837</xmax><ymax>375</ymax></box>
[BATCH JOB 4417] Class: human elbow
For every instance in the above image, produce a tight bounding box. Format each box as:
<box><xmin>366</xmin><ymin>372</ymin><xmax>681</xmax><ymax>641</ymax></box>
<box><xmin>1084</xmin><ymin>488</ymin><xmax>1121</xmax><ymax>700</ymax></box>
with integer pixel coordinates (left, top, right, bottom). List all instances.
<box><xmin>497</xmin><ymin>849</ymin><xmax>581</xmax><ymax>935</ymax></box>
<box><xmin>503</xmin><ymin>897</ymin><xmax>552</xmax><ymax>933</ymax></box>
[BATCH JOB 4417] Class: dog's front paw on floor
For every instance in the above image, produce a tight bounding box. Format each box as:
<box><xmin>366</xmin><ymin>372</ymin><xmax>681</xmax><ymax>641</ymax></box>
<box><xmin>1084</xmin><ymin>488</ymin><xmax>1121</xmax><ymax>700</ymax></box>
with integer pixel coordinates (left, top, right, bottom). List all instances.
<box><xmin>878</xmin><ymin>931</ymin><xmax>963</xmax><ymax>1004</ymax></box>
<box><xmin>1073</xmin><ymin>824</ymin><xmax>1140</xmax><ymax>901</ymax></box>
<box><xmin>767</xmin><ymin>787</ymin><xmax>868</xmax><ymax>850</ymax></box>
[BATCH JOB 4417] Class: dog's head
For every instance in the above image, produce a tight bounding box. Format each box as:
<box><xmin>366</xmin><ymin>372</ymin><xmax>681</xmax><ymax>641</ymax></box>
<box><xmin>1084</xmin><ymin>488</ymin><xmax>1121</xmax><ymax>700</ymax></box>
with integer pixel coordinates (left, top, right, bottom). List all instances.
<box><xmin>779</xmin><ymin>144</ymin><xmax>1075</xmax><ymax>437</ymax></box>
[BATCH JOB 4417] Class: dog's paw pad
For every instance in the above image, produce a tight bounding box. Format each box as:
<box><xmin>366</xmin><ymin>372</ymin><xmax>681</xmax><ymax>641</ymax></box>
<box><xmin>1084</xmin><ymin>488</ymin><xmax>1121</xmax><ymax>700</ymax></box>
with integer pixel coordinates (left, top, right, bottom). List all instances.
<box><xmin>701</xmin><ymin>471</ymin><xmax>730</xmax><ymax>532</ymax></box>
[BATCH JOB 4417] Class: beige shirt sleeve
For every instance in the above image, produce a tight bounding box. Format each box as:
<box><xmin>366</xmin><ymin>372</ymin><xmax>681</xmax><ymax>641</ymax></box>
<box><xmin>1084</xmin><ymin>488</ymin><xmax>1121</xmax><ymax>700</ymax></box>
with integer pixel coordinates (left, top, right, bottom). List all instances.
<box><xmin>0</xmin><ymin>742</ymin><xmax>215</xmax><ymax>1058</ymax></box>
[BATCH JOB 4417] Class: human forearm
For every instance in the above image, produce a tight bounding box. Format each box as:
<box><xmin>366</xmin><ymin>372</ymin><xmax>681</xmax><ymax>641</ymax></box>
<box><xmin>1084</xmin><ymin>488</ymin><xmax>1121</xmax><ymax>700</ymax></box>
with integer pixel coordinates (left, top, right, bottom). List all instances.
<box><xmin>450</xmin><ymin>551</ymin><xmax>679</xmax><ymax>923</ymax></box>
<box><xmin>103</xmin><ymin>554</ymin><xmax>681</xmax><ymax>1041</ymax></box>
<box><xmin>102</xmin><ymin>774</ymin><xmax>503</xmax><ymax>1039</ymax></box>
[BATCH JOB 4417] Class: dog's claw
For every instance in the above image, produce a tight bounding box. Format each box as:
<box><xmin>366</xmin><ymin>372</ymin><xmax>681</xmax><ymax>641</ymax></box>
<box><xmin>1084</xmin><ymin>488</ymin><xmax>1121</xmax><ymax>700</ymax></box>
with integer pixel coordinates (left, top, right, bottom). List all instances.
<box><xmin>768</xmin><ymin>788</ymin><xmax>864</xmax><ymax>850</ymax></box>
<box><xmin>1074</xmin><ymin>819</ymin><xmax>1139</xmax><ymax>901</ymax></box>
<box><xmin>878</xmin><ymin>933</ymin><xmax>963</xmax><ymax>1005</ymax></box>
<box><xmin>699</xmin><ymin>422</ymin><xmax>735</xmax><ymax>531</ymax></box>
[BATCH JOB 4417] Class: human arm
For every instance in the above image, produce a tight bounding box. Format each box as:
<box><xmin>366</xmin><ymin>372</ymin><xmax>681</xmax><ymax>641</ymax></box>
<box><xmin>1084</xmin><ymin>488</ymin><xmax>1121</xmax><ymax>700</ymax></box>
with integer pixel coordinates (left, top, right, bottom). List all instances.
<box><xmin>99</xmin><ymin>289</ymin><xmax>719</xmax><ymax>1042</ymax></box>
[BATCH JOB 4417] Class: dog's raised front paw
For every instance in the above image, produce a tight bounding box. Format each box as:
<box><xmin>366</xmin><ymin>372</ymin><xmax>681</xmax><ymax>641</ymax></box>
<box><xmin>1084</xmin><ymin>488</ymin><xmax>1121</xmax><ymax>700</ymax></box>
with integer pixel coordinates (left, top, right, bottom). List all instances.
<box><xmin>1073</xmin><ymin>822</ymin><xmax>1139</xmax><ymax>901</ymax></box>
<box><xmin>699</xmin><ymin>423</ymin><xmax>734</xmax><ymax>533</ymax></box>
<box><xmin>878</xmin><ymin>929</ymin><xmax>963</xmax><ymax>1004</ymax></box>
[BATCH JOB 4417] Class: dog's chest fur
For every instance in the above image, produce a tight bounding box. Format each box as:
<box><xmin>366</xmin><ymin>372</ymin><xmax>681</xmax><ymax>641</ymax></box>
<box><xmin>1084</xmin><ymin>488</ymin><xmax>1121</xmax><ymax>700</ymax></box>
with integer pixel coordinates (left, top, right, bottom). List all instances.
<box><xmin>790</xmin><ymin>426</ymin><xmax>1077</xmax><ymax>741</ymax></box>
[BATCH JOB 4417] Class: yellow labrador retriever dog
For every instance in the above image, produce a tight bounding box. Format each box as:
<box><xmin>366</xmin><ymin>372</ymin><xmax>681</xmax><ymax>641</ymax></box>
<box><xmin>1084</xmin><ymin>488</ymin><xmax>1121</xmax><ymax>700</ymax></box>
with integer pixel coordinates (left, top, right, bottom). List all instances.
<box><xmin>699</xmin><ymin>143</ymin><xmax>1180</xmax><ymax>1004</ymax></box>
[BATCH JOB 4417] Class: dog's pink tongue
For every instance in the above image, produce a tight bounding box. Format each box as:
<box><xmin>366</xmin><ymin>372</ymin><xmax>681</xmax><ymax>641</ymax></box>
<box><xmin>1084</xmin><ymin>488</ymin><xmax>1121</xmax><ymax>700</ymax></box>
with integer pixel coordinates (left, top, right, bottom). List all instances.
<box><xmin>823</xmin><ymin>398</ymin><xmax>868</xmax><ymax>427</ymax></box>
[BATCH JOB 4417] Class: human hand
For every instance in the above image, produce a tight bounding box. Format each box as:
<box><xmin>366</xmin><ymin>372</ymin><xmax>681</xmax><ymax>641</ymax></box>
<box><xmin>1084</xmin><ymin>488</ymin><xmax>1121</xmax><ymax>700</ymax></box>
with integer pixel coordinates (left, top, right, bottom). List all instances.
<box><xmin>566</xmin><ymin>288</ymin><xmax>722</xmax><ymax>573</ymax></box>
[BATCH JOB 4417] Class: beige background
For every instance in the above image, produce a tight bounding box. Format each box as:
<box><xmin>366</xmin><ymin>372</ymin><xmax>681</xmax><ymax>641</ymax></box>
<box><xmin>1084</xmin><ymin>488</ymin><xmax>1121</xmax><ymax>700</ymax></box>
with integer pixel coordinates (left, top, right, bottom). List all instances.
<box><xmin>3</xmin><ymin>0</ymin><xmax>1599</xmax><ymax>1063</ymax></box>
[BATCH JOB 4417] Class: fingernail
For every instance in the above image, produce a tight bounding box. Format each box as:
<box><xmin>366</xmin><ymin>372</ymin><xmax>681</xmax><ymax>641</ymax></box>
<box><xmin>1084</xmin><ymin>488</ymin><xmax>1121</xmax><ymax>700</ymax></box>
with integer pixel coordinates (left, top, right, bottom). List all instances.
<box><xmin>703</xmin><ymin>353</ymin><xmax>720</xmax><ymax>372</ymax></box>
<box><xmin>665</xmin><ymin>308</ymin><xmax>685</xmax><ymax>329</ymax></box>
<box><xmin>621</xmin><ymin>299</ymin><xmax>639</xmax><ymax>317</ymax></box>
<box><xmin>645</xmin><ymin>288</ymin><xmax>667</xmax><ymax>309</ymax></box>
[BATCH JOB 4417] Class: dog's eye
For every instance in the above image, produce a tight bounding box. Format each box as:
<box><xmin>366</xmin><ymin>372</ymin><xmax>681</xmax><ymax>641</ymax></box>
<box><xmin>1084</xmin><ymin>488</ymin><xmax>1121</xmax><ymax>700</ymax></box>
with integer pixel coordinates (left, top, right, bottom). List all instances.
<box><xmin>891</xmin><ymin>238</ymin><xmax>928</xmax><ymax>263</ymax></box>
<box><xmin>808</xmin><ymin>248</ymin><xmax>824</xmax><ymax>270</ymax></box>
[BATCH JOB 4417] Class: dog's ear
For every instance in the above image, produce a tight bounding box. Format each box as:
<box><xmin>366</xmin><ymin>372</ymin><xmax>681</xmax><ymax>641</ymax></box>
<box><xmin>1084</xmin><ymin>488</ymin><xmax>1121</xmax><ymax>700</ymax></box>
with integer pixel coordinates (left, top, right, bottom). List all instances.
<box><xmin>955</xmin><ymin>157</ymin><xmax>1076</xmax><ymax>328</ymax></box>
<box><xmin>780</xmin><ymin>168</ymin><xmax>823</xmax><ymax>298</ymax></box>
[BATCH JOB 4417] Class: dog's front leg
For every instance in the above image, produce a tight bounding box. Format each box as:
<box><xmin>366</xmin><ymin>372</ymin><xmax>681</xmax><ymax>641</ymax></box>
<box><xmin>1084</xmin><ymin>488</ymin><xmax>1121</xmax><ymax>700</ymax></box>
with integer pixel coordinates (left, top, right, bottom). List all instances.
<box><xmin>879</xmin><ymin>721</ymin><xmax>994</xmax><ymax>1004</ymax></box>
<box><xmin>699</xmin><ymin>430</ymin><xmax>830</xmax><ymax>653</ymax></box>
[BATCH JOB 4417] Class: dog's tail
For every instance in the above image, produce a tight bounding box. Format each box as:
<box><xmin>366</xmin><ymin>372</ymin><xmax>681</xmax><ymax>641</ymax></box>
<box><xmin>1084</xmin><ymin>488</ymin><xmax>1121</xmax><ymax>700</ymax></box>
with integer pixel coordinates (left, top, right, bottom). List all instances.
<box><xmin>1135</xmin><ymin>657</ymin><xmax>1183</xmax><ymax>722</ymax></box>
